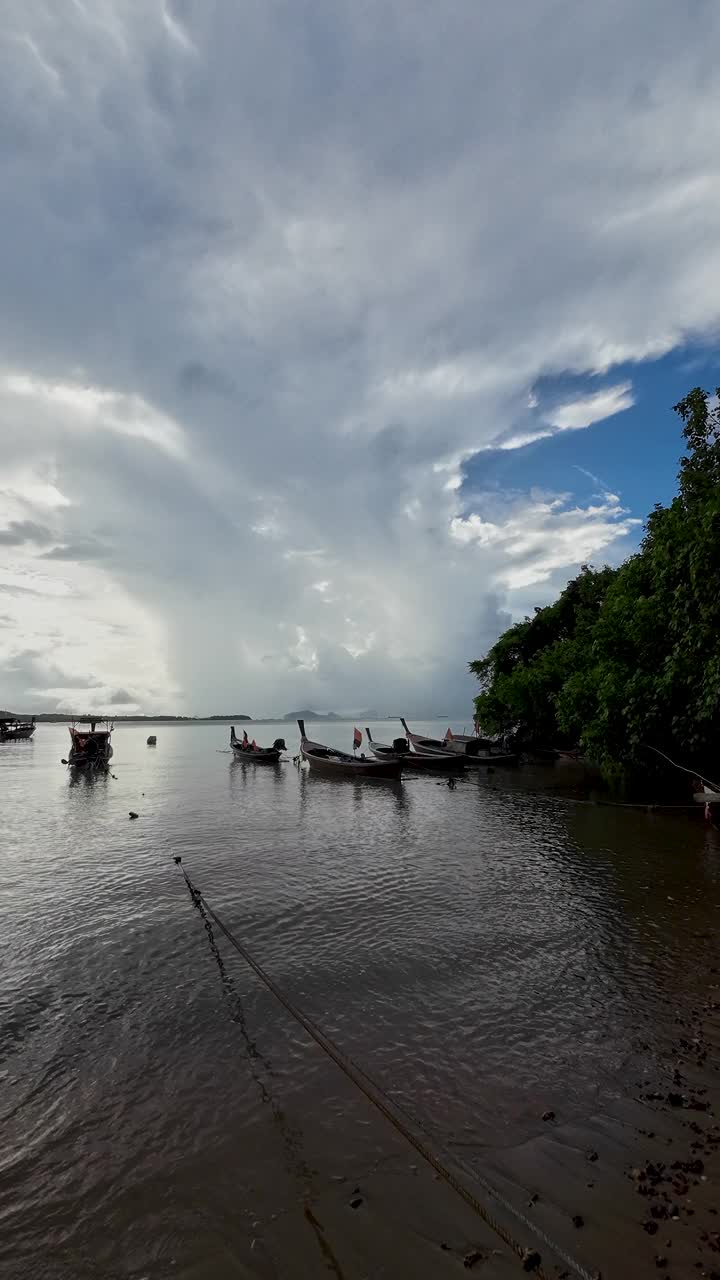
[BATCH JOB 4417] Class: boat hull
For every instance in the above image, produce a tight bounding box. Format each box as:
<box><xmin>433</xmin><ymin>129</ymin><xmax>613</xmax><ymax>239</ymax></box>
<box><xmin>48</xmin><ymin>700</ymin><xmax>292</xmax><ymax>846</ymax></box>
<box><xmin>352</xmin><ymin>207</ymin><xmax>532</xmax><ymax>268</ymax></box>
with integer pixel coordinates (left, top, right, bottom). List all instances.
<box><xmin>302</xmin><ymin>748</ymin><xmax>402</xmax><ymax>779</ymax></box>
<box><xmin>457</xmin><ymin>751</ymin><xmax>518</xmax><ymax>768</ymax></box>
<box><xmin>367</xmin><ymin>745</ymin><xmax>464</xmax><ymax>772</ymax></box>
<box><xmin>0</xmin><ymin>725</ymin><xmax>35</xmax><ymax>742</ymax></box>
<box><xmin>231</xmin><ymin>745</ymin><xmax>282</xmax><ymax>763</ymax></box>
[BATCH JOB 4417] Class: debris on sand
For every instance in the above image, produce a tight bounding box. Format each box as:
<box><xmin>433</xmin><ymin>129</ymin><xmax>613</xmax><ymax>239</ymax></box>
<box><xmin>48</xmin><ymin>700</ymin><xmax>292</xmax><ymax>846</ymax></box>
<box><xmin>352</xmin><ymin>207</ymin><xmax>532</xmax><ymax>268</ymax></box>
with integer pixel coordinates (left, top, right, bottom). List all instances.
<box><xmin>463</xmin><ymin>1249</ymin><xmax>484</xmax><ymax>1269</ymax></box>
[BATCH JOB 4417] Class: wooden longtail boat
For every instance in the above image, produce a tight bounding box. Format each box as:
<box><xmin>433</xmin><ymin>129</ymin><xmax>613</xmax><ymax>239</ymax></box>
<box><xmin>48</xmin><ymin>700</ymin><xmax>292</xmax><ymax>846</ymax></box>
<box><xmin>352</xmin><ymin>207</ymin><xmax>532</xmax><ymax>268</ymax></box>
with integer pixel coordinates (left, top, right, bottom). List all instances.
<box><xmin>65</xmin><ymin>720</ymin><xmax>114</xmax><ymax>769</ymax></box>
<box><xmin>400</xmin><ymin>719</ymin><xmax>518</xmax><ymax>766</ymax></box>
<box><xmin>365</xmin><ymin>728</ymin><xmax>464</xmax><ymax>772</ymax></box>
<box><xmin>298</xmin><ymin>720</ymin><xmax>401</xmax><ymax>780</ymax></box>
<box><xmin>230</xmin><ymin>726</ymin><xmax>287</xmax><ymax>762</ymax></box>
<box><xmin>443</xmin><ymin>727</ymin><xmax>496</xmax><ymax>752</ymax></box>
<box><xmin>0</xmin><ymin>716</ymin><xmax>36</xmax><ymax>742</ymax></box>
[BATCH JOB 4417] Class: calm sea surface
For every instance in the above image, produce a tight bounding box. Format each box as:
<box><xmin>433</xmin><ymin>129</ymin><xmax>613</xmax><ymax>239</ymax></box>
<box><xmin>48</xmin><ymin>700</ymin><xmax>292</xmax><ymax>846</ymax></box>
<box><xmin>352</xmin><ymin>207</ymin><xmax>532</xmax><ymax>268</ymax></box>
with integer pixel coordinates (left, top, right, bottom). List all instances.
<box><xmin>3</xmin><ymin>722</ymin><xmax>720</xmax><ymax>1279</ymax></box>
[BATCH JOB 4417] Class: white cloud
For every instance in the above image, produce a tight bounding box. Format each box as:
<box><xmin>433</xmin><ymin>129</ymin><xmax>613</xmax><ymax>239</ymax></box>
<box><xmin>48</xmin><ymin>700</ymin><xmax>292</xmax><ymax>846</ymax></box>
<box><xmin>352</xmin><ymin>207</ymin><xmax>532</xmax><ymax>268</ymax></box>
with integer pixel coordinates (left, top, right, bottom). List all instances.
<box><xmin>546</xmin><ymin>382</ymin><xmax>635</xmax><ymax>432</ymax></box>
<box><xmin>451</xmin><ymin>493</ymin><xmax>640</xmax><ymax>590</ymax></box>
<box><xmin>1</xmin><ymin>372</ymin><xmax>187</xmax><ymax>459</ymax></box>
<box><xmin>1</xmin><ymin>1</ymin><xmax>719</xmax><ymax>714</ymax></box>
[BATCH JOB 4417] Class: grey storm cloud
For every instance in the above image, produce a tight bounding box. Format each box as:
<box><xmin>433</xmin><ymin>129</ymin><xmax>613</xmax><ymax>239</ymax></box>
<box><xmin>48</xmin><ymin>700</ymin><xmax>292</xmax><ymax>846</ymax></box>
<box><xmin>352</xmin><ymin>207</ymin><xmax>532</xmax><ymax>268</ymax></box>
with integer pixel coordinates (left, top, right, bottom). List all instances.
<box><xmin>0</xmin><ymin>520</ymin><xmax>51</xmax><ymax>546</ymax></box>
<box><xmin>1</xmin><ymin>0</ymin><xmax>720</xmax><ymax>713</ymax></box>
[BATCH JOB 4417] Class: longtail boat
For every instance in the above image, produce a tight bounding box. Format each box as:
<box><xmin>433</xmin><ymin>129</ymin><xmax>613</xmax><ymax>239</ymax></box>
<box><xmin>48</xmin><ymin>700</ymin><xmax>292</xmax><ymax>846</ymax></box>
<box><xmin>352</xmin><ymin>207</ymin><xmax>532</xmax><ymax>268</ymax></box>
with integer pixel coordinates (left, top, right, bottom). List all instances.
<box><xmin>298</xmin><ymin>720</ymin><xmax>401</xmax><ymax>780</ymax></box>
<box><xmin>0</xmin><ymin>716</ymin><xmax>36</xmax><ymax>742</ymax></box>
<box><xmin>443</xmin><ymin>727</ymin><xmax>497</xmax><ymax>752</ymax></box>
<box><xmin>230</xmin><ymin>725</ymin><xmax>287</xmax><ymax>763</ymax></box>
<box><xmin>365</xmin><ymin>728</ymin><xmax>464</xmax><ymax>772</ymax></box>
<box><xmin>65</xmin><ymin>720</ymin><xmax>114</xmax><ymax>769</ymax></box>
<box><xmin>400</xmin><ymin>719</ymin><xmax>518</xmax><ymax>766</ymax></box>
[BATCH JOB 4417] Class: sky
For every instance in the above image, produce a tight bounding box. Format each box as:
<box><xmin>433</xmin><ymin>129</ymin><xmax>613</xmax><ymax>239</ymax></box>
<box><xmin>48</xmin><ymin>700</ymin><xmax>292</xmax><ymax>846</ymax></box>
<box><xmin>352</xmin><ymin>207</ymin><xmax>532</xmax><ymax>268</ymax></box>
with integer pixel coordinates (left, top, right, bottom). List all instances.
<box><xmin>1</xmin><ymin>0</ymin><xmax>720</xmax><ymax>718</ymax></box>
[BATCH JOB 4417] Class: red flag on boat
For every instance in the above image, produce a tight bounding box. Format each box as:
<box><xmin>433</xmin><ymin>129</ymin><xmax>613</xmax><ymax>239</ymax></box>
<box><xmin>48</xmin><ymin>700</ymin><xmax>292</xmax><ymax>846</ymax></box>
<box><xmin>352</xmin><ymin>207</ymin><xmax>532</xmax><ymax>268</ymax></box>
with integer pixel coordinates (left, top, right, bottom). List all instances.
<box><xmin>243</xmin><ymin>730</ymin><xmax>249</xmax><ymax>744</ymax></box>
<box><xmin>251</xmin><ymin>739</ymin><xmax>258</xmax><ymax>751</ymax></box>
<box><xmin>446</xmin><ymin>727</ymin><xmax>454</xmax><ymax>740</ymax></box>
<box><xmin>353</xmin><ymin>727</ymin><xmax>362</xmax><ymax>749</ymax></box>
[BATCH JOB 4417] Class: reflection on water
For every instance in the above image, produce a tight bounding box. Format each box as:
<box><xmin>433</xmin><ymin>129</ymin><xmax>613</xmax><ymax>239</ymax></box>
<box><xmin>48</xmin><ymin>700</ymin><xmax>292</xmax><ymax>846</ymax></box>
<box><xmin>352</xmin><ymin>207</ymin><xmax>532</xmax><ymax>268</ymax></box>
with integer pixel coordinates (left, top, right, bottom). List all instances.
<box><xmin>2</xmin><ymin>722</ymin><xmax>719</xmax><ymax>1279</ymax></box>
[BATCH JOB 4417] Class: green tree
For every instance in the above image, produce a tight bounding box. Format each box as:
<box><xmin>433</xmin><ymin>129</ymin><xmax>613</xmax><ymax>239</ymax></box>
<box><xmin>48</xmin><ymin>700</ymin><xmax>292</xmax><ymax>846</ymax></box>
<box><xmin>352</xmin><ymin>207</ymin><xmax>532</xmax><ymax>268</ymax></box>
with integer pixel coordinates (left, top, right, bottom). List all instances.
<box><xmin>470</xmin><ymin>387</ymin><xmax>720</xmax><ymax>782</ymax></box>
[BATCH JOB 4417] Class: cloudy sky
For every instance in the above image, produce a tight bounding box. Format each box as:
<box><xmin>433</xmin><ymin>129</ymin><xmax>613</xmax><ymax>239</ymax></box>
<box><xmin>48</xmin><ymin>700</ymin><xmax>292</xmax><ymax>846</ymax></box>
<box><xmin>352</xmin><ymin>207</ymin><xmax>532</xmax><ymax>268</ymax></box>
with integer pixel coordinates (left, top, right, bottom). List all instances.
<box><xmin>2</xmin><ymin>0</ymin><xmax>720</xmax><ymax>717</ymax></box>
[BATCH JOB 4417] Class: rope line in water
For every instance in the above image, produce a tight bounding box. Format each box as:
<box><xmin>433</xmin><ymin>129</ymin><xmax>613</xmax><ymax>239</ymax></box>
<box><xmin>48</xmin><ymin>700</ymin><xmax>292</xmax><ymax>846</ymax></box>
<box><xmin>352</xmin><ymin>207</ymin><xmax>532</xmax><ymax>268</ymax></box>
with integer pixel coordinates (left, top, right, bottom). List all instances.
<box><xmin>181</xmin><ymin>869</ymin><xmax>348</xmax><ymax>1276</ymax></box>
<box><xmin>175</xmin><ymin>857</ymin><xmax>598</xmax><ymax>1280</ymax></box>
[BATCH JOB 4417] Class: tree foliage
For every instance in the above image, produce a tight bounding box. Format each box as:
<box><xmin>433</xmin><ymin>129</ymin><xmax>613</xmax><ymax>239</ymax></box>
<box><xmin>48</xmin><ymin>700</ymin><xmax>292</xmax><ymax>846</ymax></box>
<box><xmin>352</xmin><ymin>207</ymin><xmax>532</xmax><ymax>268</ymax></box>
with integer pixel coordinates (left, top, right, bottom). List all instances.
<box><xmin>471</xmin><ymin>387</ymin><xmax>720</xmax><ymax>779</ymax></box>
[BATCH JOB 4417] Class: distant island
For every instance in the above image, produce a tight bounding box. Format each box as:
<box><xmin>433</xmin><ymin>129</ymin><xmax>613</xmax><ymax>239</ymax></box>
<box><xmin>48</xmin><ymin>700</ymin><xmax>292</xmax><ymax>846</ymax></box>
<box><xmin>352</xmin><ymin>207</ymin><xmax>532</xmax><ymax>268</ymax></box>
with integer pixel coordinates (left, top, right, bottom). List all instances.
<box><xmin>0</xmin><ymin>708</ymin><xmax>447</xmax><ymax>725</ymax></box>
<box><xmin>283</xmin><ymin>708</ymin><xmax>379</xmax><ymax>722</ymax></box>
<box><xmin>2</xmin><ymin>712</ymin><xmax>254</xmax><ymax>723</ymax></box>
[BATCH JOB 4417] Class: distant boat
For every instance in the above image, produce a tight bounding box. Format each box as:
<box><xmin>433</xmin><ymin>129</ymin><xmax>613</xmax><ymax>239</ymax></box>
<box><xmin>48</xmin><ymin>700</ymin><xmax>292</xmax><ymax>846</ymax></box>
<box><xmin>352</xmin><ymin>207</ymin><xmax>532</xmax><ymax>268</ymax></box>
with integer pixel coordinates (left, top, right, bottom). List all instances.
<box><xmin>298</xmin><ymin>720</ymin><xmax>401</xmax><ymax>780</ymax></box>
<box><xmin>400</xmin><ymin>719</ymin><xmax>518</xmax><ymax>766</ymax></box>
<box><xmin>366</xmin><ymin>728</ymin><xmax>464</xmax><ymax>772</ymax></box>
<box><xmin>65</xmin><ymin>720</ymin><xmax>113</xmax><ymax>769</ymax></box>
<box><xmin>0</xmin><ymin>716</ymin><xmax>36</xmax><ymax>742</ymax></box>
<box><xmin>230</xmin><ymin>725</ymin><xmax>287</xmax><ymax>763</ymax></box>
<box><xmin>147</xmin><ymin>735</ymin><xmax>157</xmax><ymax>746</ymax></box>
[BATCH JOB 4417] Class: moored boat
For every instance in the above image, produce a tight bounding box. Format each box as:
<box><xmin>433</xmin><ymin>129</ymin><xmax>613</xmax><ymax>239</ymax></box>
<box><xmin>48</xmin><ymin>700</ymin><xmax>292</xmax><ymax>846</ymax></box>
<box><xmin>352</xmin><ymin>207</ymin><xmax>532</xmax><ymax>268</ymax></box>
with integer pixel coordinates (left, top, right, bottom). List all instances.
<box><xmin>443</xmin><ymin>726</ymin><xmax>497</xmax><ymax>752</ymax></box>
<box><xmin>400</xmin><ymin>719</ymin><xmax>518</xmax><ymax>766</ymax></box>
<box><xmin>65</xmin><ymin>720</ymin><xmax>114</xmax><ymax>769</ymax></box>
<box><xmin>147</xmin><ymin>735</ymin><xmax>157</xmax><ymax>746</ymax></box>
<box><xmin>694</xmin><ymin>783</ymin><xmax>720</xmax><ymax>804</ymax></box>
<box><xmin>366</xmin><ymin>728</ymin><xmax>464</xmax><ymax>772</ymax></box>
<box><xmin>0</xmin><ymin>716</ymin><xmax>36</xmax><ymax>742</ymax></box>
<box><xmin>230</xmin><ymin>725</ymin><xmax>287</xmax><ymax>762</ymax></box>
<box><xmin>298</xmin><ymin>720</ymin><xmax>401</xmax><ymax>780</ymax></box>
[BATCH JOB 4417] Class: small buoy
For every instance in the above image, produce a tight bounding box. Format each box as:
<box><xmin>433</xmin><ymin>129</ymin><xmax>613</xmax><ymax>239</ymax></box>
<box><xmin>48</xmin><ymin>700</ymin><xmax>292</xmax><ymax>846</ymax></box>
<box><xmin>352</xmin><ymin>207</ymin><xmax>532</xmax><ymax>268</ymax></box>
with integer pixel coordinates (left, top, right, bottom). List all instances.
<box><xmin>129</xmin><ymin>811</ymin><xmax>139</xmax><ymax>820</ymax></box>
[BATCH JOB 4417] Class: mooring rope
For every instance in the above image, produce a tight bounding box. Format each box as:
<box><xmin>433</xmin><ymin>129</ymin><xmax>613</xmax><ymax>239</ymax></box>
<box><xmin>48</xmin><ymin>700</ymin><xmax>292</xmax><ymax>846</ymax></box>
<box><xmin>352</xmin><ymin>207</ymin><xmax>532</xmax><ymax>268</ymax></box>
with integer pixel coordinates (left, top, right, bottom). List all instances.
<box><xmin>175</xmin><ymin>856</ymin><xmax>598</xmax><ymax>1280</ymax></box>
<box><xmin>641</xmin><ymin>743</ymin><xmax>720</xmax><ymax>793</ymax></box>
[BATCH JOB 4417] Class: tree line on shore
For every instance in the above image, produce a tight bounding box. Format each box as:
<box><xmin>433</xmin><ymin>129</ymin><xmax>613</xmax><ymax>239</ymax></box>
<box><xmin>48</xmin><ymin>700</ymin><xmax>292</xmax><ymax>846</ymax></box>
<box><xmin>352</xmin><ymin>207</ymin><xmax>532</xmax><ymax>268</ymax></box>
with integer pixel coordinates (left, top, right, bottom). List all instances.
<box><xmin>470</xmin><ymin>386</ymin><xmax>720</xmax><ymax>782</ymax></box>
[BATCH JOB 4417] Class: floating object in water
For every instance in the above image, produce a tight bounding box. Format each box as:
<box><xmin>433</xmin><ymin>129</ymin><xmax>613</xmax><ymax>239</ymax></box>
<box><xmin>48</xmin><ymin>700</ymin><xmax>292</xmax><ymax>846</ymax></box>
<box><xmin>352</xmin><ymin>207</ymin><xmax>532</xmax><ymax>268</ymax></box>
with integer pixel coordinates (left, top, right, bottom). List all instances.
<box><xmin>129</xmin><ymin>811</ymin><xmax>139</xmax><ymax>820</ymax></box>
<box><xmin>146</xmin><ymin>735</ymin><xmax>157</xmax><ymax>746</ymax></box>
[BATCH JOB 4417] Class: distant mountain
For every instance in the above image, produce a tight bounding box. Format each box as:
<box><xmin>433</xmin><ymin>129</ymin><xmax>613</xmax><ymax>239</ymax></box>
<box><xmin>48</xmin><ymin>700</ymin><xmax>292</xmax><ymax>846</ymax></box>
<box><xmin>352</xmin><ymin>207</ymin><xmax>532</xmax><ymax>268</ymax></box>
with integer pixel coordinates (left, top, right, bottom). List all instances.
<box><xmin>284</xmin><ymin>708</ymin><xmax>380</xmax><ymax>722</ymax></box>
<box><xmin>284</xmin><ymin>708</ymin><xmax>339</xmax><ymax>722</ymax></box>
<box><xmin>207</xmin><ymin>714</ymin><xmax>252</xmax><ymax>720</ymax></box>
